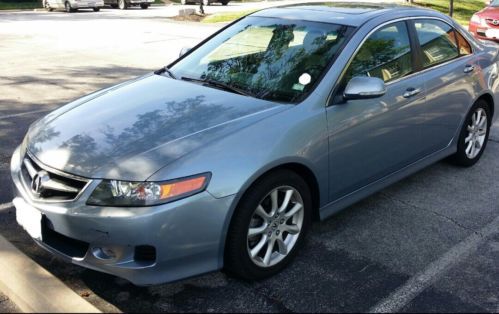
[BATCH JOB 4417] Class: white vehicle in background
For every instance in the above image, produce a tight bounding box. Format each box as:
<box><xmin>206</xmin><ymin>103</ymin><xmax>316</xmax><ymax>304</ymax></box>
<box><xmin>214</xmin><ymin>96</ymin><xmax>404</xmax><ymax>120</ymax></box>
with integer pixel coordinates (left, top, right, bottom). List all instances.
<box><xmin>104</xmin><ymin>0</ymin><xmax>154</xmax><ymax>9</ymax></box>
<box><xmin>43</xmin><ymin>0</ymin><xmax>104</xmax><ymax>12</ymax></box>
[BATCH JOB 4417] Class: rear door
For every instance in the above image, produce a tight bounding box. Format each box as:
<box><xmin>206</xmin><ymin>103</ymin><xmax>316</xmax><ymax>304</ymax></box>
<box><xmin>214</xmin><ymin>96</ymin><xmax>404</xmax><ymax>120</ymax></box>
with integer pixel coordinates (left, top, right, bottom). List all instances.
<box><xmin>411</xmin><ymin>19</ymin><xmax>476</xmax><ymax>154</ymax></box>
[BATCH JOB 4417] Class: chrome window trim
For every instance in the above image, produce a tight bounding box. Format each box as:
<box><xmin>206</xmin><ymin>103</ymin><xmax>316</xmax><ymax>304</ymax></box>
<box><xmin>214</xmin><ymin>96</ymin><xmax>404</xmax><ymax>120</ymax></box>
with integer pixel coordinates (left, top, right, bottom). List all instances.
<box><xmin>328</xmin><ymin>16</ymin><xmax>476</xmax><ymax>106</ymax></box>
<box><xmin>21</xmin><ymin>151</ymin><xmax>92</xmax><ymax>204</ymax></box>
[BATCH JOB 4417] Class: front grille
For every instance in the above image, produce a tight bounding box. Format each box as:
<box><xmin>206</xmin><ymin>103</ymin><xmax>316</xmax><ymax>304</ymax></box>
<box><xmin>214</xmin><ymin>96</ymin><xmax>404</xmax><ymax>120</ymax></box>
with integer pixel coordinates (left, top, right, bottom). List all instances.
<box><xmin>20</xmin><ymin>153</ymin><xmax>89</xmax><ymax>202</ymax></box>
<box><xmin>134</xmin><ymin>245</ymin><xmax>156</xmax><ymax>263</ymax></box>
<box><xmin>485</xmin><ymin>19</ymin><xmax>499</xmax><ymax>27</ymax></box>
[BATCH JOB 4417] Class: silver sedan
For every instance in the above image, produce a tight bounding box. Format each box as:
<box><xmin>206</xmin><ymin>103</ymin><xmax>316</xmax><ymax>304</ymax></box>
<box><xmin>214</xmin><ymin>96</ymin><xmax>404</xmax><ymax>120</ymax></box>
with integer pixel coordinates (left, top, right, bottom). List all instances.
<box><xmin>11</xmin><ymin>3</ymin><xmax>499</xmax><ymax>285</ymax></box>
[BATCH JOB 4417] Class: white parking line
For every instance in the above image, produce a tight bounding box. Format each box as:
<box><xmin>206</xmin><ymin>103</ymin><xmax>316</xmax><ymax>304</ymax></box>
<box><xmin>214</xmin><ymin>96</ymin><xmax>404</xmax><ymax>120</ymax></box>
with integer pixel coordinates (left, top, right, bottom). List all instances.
<box><xmin>0</xmin><ymin>202</ymin><xmax>13</xmax><ymax>212</ymax></box>
<box><xmin>370</xmin><ymin>215</ymin><xmax>499</xmax><ymax>313</ymax></box>
<box><xmin>0</xmin><ymin>109</ymin><xmax>51</xmax><ymax>120</ymax></box>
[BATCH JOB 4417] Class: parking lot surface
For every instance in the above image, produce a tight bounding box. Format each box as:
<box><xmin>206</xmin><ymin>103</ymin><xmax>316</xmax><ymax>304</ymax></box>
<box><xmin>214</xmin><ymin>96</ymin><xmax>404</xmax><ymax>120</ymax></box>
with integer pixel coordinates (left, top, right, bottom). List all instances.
<box><xmin>0</xmin><ymin>3</ymin><xmax>498</xmax><ymax>313</ymax></box>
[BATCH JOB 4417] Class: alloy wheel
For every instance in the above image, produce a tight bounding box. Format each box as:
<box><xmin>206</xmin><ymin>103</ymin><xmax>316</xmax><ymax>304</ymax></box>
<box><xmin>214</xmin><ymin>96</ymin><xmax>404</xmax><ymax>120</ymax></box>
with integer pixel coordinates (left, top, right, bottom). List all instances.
<box><xmin>465</xmin><ymin>107</ymin><xmax>488</xmax><ymax>159</ymax></box>
<box><xmin>246</xmin><ymin>186</ymin><xmax>304</xmax><ymax>268</ymax></box>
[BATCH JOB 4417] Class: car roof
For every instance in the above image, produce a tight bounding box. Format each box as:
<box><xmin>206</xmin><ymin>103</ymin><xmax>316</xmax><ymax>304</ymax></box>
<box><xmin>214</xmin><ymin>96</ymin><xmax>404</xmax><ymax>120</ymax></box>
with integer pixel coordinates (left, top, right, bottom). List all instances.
<box><xmin>250</xmin><ymin>2</ymin><xmax>440</xmax><ymax>27</ymax></box>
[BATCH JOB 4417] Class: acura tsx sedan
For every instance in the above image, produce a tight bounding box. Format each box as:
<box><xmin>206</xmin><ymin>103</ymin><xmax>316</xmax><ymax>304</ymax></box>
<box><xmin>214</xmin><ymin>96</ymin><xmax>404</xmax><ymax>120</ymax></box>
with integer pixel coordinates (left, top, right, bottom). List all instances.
<box><xmin>11</xmin><ymin>3</ymin><xmax>499</xmax><ymax>285</ymax></box>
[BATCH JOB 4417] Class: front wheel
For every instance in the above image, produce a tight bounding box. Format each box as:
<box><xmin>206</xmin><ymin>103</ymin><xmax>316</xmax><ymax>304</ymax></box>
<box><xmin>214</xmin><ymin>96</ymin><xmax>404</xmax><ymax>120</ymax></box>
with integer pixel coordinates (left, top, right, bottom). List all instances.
<box><xmin>449</xmin><ymin>99</ymin><xmax>491</xmax><ymax>167</ymax></box>
<box><xmin>224</xmin><ymin>170</ymin><xmax>311</xmax><ymax>280</ymax></box>
<box><xmin>93</xmin><ymin>7</ymin><xmax>100</xmax><ymax>11</ymax></box>
<box><xmin>44</xmin><ymin>0</ymin><xmax>54</xmax><ymax>11</ymax></box>
<box><xmin>221</xmin><ymin>0</ymin><xmax>228</xmax><ymax>4</ymax></box>
<box><xmin>118</xmin><ymin>0</ymin><xmax>127</xmax><ymax>9</ymax></box>
<box><xmin>140</xmin><ymin>3</ymin><xmax>149</xmax><ymax>8</ymax></box>
<box><xmin>64</xmin><ymin>1</ymin><xmax>74</xmax><ymax>12</ymax></box>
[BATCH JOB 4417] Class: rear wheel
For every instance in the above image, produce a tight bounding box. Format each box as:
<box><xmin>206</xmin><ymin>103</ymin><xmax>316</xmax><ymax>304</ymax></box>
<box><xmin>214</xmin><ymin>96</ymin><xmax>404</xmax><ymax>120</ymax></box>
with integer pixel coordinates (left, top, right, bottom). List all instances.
<box><xmin>140</xmin><ymin>3</ymin><xmax>149</xmax><ymax>8</ymax></box>
<box><xmin>110</xmin><ymin>3</ymin><xmax>118</xmax><ymax>8</ymax></box>
<box><xmin>224</xmin><ymin>170</ymin><xmax>311</xmax><ymax>280</ymax></box>
<box><xmin>118</xmin><ymin>0</ymin><xmax>127</xmax><ymax>9</ymax></box>
<box><xmin>93</xmin><ymin>7</ymin><xmax>100</xmax><ymax>11</ymax></box>
<box><xmin>221</xmin><ymin>0</ymin><xmax>228</xmax><ymax>5</ymax></box>
<box><xmin>449</xmin><ymin>99</ymin><xmax>491</xmax><ymax>167</ymax></box>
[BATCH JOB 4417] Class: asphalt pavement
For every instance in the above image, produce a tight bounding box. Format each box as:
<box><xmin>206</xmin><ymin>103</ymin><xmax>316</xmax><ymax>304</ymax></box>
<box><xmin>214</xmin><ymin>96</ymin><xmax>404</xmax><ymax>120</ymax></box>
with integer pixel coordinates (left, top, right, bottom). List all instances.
<box><xmin>0</xmin><ymin>2</ymin><xmax>498</xmax><ymax>313</ymax></box>
<box><xmin>0</xmin><ymin>292</ymin><xmax>19</xmax><ymax>313</ymax></box>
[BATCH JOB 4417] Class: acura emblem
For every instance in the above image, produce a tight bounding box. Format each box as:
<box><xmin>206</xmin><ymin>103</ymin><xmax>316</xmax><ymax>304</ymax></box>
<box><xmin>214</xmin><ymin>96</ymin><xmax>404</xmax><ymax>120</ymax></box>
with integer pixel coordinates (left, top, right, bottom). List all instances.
<box><xmin>31</xmin><ymin>170</ymin><xmax>50</xmax><ymax>195</ymax></box>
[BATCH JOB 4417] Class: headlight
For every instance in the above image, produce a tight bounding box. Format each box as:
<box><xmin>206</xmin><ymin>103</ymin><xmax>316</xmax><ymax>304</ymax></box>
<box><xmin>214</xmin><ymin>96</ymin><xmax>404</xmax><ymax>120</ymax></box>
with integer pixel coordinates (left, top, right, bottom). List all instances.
<box><xmin>471</xmin><ymin>14</ymin><xmax>483</xmax><ymax>25</ymax></box>
<box><xmin>87</xmin><ymin>173</ymin><xmax>211</xmax><ymax>207</ymax></box>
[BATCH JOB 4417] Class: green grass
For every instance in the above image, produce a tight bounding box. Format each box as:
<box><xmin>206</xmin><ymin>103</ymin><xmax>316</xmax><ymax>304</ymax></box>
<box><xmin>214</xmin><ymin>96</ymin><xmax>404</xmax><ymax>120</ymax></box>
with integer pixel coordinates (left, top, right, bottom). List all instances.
<box><xmin>413</xmin><ymin>0</ymin><xmax>486</xmax><ymax>26</ymax></box>
<box><xmin>0</xmin><ymin>0</ymin><xmax>40</xmax><ymax>10</ymax></box>
<box><xmin>202</xmin><ymin>9</ymin><xmax>256</xmax><ymax>23</ymax></box>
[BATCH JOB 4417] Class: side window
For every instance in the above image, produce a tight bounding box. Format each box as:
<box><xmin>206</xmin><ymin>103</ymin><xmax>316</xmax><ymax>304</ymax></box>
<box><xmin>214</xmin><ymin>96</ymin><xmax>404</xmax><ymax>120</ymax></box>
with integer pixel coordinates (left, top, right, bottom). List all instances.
<box><xmin>346</xmin><ymin>21</ymin><xmax>413</xmax><ymax>83</ymax></box>
<box><xmin>456</xmin><ymin>31</ymin><xmax>472</xmax><ymax>56</ymax></box>
<box><xmin>414</xmin><ymin>20</ymin><xmax>459</xmax><ymax>68</ymax></box>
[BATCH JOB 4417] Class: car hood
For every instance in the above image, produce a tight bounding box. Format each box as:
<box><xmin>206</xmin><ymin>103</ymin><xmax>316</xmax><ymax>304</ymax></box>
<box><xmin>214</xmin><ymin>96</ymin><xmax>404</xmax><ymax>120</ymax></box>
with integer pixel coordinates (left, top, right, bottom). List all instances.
<box><xmin>27</xmin><ymin>74</ymin><xmax>286</xmax><ymax>180</ymax></box>
<box><xmin>479</xmin><ymin>6</ymin><xmax>499</xmax><ymax>19</ymax></box>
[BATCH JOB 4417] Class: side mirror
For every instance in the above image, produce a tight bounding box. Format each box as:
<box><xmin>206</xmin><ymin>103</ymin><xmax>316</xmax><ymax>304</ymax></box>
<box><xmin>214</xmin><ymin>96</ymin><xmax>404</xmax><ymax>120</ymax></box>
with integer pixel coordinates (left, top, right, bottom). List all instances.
<box><xmin>343</xmin><ymin>76</ymin><xmax>387</xmax><ymax>100</ymax></box>
<box><xmin>179</xmin><ymin>47</ymin><xmax>191</xmax><ymax>58</ymax></box>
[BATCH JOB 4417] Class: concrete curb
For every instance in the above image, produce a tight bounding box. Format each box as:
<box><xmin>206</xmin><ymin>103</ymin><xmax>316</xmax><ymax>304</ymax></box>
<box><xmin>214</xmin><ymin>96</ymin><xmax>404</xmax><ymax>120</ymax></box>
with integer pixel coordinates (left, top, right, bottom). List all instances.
<box><xmin>0</xmin><ymin>234</ymin><xmax>101</xmax><ymax>313</ymax></box>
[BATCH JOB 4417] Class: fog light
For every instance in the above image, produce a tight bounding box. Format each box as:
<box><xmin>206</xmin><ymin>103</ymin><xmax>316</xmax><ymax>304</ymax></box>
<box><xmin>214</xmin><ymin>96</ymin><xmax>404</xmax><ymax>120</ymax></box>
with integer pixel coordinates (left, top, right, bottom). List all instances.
<box><xmin>92</xmin><ymin>247</ymin><xmax>116</xmax><ymax>260</ymax></box>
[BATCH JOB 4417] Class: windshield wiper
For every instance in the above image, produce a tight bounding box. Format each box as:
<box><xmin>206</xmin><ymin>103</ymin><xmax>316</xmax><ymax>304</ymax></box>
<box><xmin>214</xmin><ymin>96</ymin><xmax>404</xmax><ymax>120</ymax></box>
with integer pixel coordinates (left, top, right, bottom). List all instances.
<box><xmin>155</xmin><ymin>66</ymin><xmax>177</xmax><ymax>80</ymax></box>
<box><xmin>181</xmin><ymin>76</ymin><xmax>253</xmax><ymax>97</ymax></box>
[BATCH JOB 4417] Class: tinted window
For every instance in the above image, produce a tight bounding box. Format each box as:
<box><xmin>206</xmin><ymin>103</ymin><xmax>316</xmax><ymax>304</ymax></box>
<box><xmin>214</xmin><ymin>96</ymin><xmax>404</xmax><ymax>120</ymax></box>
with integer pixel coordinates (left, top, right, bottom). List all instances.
<box><xmin>346</xmin><ymin>21</ymin><xmax>412</xmax><ymax>83</ymax></box>
<box><xmin>415</xmin><ymin>20</ymin><xmax>459</xmax><ymax>67</ymax></box>
<box><xmin>170</xmin><ymin>17</ymin><xmax>353</xmax><ymax>103</ymax></box>
<box><xmin>456</xmin><ymin>31</ymin><xmax>472</xmax><ymax>55</ymax></box>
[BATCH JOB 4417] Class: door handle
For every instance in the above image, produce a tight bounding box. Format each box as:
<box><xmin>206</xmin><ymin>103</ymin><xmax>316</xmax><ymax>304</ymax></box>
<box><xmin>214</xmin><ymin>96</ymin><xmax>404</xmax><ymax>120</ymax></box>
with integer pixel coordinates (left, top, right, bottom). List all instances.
<box><xmin>403</xmin><ymin>88</ymin><xmax>422</xmax><ymax>98</ymax></box>
<box><xmin>464</xmin><ymin>65</ymin><xmax>475</xmax><ymax>73</ymax></box>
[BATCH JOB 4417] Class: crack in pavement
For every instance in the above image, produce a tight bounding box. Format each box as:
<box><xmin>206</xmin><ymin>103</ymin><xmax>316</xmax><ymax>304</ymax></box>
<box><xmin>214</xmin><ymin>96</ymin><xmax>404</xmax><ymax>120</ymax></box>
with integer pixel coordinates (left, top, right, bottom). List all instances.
<box><xmin>379</xmin><ymin>193</ymin><xmax>483</xmax><ymax>237</ymax></box>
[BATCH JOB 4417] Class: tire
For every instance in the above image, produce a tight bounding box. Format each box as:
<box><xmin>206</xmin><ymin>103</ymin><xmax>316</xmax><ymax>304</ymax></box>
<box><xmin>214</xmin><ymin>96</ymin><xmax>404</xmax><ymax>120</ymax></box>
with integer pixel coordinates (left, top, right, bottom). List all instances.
<box><xmin>65</xmin><ymin>1</ymin><xmax>74</xmax><ymax>12</ymax></box>
<box><xmin>118</xmin><ymin>0</ymin><xmax>127</xmax><ymax>9</ymax></box>
<box><xmin>140</xmin><ymin>3</ymin><xmax>149</xmax><ymax>8</ymax></box>
<box><xmin>93</xmin><ymin>7</ymin><xmax>100</xmax><ymax>11</ymax></box>
<box><xmin>221</xmin><ymin>0</ymin><xmax>228</xmax><ymax>5</ymax></box>
<box><xmin>224</xmin><ymin>169</ymin><xmax>312</xmax><ymax>281</ymax></box>
<box><xmin>110</xmin><ymin>3</ymin><xmax>118</xmax><ymax>8</ymax></box>
<box><xmin>44</xmin><ymin>0</ymin><xmax>53</xmax><ymax>11</ymax></box>
<box><xmin>449</xmin><ymin>99</ymin><xmax>491</xmax><ymax>167</ymax></box>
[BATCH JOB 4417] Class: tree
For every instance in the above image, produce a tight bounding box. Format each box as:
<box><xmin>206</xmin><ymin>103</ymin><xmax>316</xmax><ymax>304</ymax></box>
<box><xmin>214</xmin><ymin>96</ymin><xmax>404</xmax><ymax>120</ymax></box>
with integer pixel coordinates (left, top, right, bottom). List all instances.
<box><xmin>449</xmin><ymin>0</ymin><xmax>454</xmax><ymax>17</ymax></box>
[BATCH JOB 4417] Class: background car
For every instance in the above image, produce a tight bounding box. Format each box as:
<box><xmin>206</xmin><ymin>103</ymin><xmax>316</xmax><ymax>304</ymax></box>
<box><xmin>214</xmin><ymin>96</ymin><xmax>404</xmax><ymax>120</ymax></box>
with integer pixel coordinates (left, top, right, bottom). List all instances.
<box><xmin>43</xmin><ymin>0</ymin><xmax>104</xmax><ymax>12</ymax></box>
<box><xmin>180</xmin><ymin>0</ymin><xmax>229</xmax><ymax>6</ymax></box>
<box><xmin>105</xmin><ymin>0</ymin><xmax>154</xmax><ymax>9</ymax></box>
<box><xmin>469</xmin><ymin>0</ymin><xmax>499</xmax><ymax>41</ymax></box>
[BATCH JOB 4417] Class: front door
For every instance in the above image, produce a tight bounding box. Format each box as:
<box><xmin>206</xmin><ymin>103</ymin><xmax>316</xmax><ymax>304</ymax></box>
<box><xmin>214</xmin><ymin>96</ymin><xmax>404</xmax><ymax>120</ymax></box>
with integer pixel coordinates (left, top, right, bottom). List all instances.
<box><xmin>326</xmin><ymin>21</ymin><xmax>427</xmax><ymax>201</ymax></box>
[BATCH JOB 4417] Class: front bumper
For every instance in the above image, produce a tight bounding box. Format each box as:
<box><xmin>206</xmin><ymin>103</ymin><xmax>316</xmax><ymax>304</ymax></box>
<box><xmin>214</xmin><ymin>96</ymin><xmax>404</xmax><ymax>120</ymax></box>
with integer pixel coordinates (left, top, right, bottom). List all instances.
<box><xmin>129</xmin><ymin>0</ymin><xmax>154</xmax><ymax>4</ymax></box>
<box><xmin>469</xmin><ymin>23</ymin><xmax>499</xmax><ymax>42</ymax></box>
<box><xmin>10</xmin><ymin>146</ymin><xmax>235</xmax><ymax>285</ymax></box>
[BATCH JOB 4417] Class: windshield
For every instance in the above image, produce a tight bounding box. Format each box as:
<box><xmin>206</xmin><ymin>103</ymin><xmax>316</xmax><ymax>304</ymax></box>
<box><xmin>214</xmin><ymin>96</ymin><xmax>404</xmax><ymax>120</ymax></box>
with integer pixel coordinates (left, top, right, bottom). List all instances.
<box><xmin>491</xmin><ymin>0</ymin><xmax>499</xmax><ymax>6</ymax></box>
<box><xmin>169</xmin><ymin>16</ymin><xmax>353</xmax><ymax>103</ymax></box>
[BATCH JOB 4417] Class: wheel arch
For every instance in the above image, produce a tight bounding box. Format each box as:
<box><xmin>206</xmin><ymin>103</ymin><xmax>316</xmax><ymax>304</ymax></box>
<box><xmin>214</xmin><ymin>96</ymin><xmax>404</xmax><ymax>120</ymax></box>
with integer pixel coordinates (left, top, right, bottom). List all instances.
<box><xmin>219</xmin><ymin>160</ymin><xmax>322</xmax><ymax>268</ymax></box>
<box><xmin>477</xmin><ymin>92</ymin><xmax>495</xmax><ymax>118</ymax></box>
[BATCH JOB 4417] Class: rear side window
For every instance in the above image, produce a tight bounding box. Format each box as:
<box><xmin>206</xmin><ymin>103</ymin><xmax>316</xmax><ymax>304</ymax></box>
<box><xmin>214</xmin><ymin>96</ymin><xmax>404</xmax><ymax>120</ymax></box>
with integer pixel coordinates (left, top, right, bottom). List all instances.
<box><xmin>414</xmin><ymin>20</ymin><xmax>459</xmax><ymax>68</ymax></box>
<box><xmin>346</xmin><ymin>21</ymin><xmax>413</xmax><ymax>83</ymax></box>
<box><xmin>456</xmin><ymin>31</ymin><xmax>472</xmax><ymax>55</ymax></box>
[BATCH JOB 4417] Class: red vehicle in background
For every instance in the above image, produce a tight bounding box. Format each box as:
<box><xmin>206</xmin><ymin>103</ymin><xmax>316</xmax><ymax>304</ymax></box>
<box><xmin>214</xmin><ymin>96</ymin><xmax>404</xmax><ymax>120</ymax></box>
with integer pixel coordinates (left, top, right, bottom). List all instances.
<box><xmin>469</xmin><ymin>0</ymin><xmax>499</xmax><ymax>41</ymax></box>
